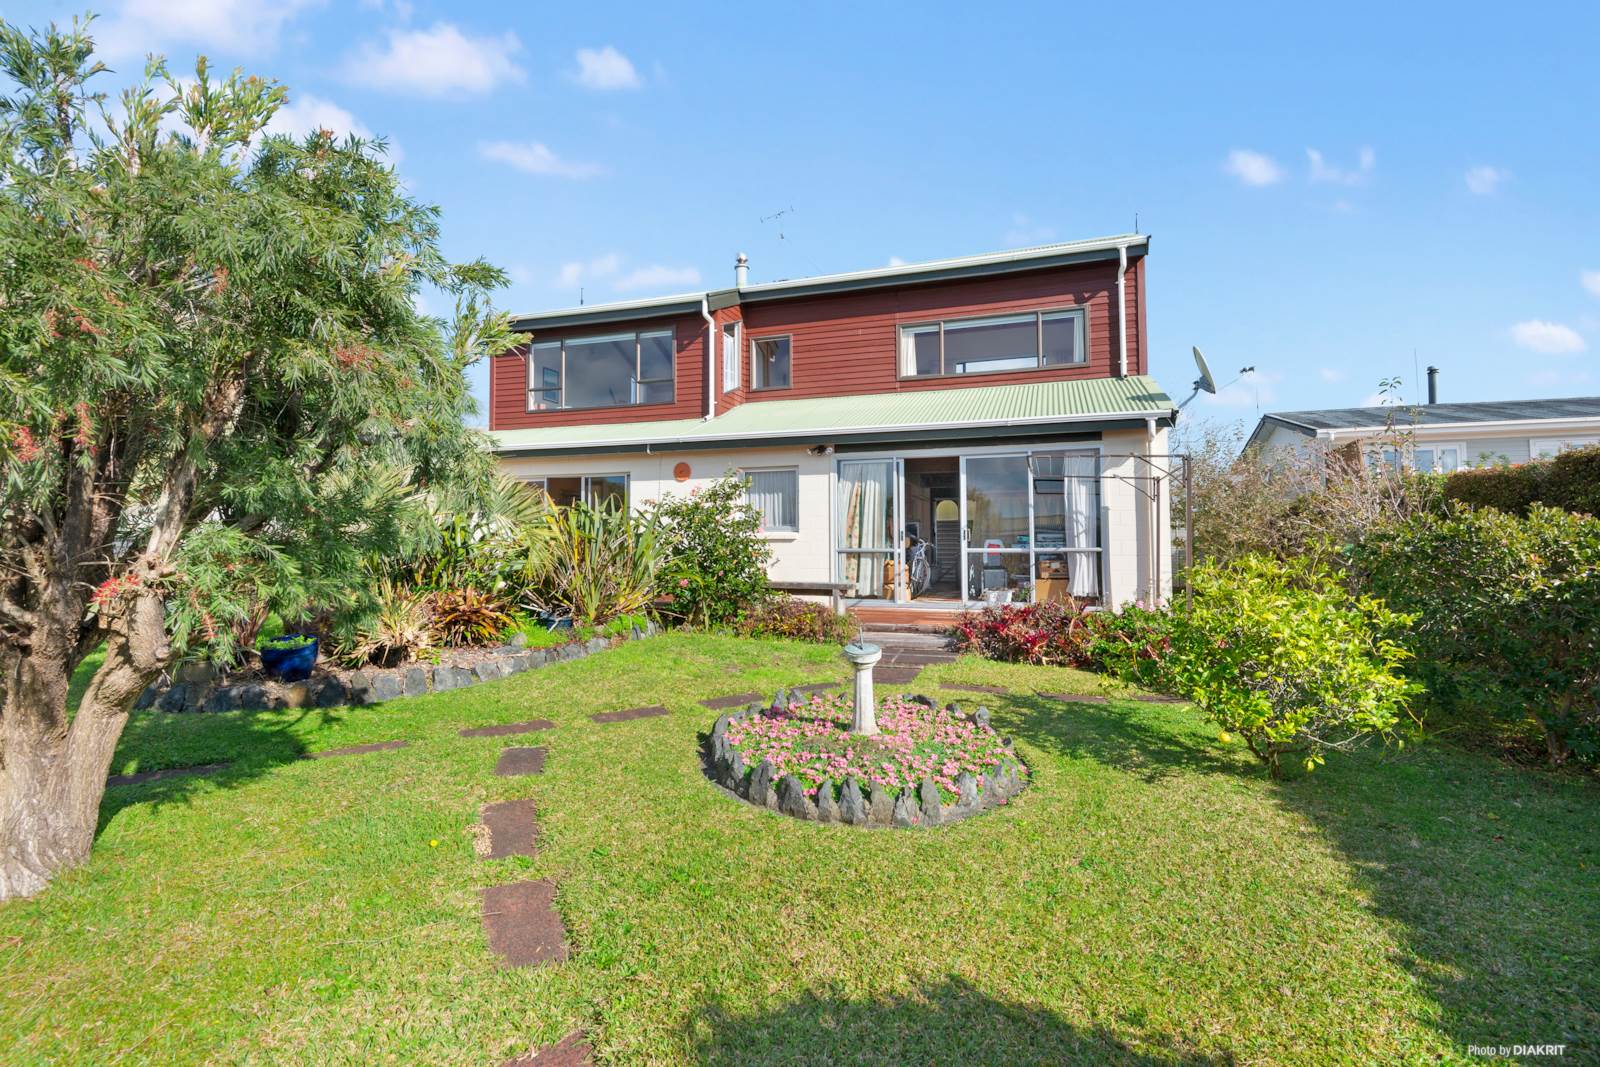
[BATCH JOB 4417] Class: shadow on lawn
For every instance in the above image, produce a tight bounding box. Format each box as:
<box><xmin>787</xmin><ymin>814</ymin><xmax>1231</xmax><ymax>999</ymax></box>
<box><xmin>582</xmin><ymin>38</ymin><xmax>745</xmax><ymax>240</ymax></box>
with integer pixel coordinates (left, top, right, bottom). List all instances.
<box><xmin>1004</xmin><ymin>688</ymin><xmax>1600</xmax><ymax>1055</ymax></box>
<box><xmin>95</xmin><ymin>705</ymin><xmax>344</xmax><ymax>833</ymax></box>
<box><xmin>1000</xmin><ymin>692</ymin><xmax>1256</xmax><ymax>783</ymax></box>
<box><xmin>684</xmin><ymin>977</ymin><xmax>1236</xmax><ymax>1066</ymax></box>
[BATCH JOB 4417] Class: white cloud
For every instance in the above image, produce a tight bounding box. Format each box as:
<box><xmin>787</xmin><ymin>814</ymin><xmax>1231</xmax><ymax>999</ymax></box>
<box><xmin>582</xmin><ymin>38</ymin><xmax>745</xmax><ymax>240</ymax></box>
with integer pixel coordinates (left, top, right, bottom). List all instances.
<box><xmin>1222</xmin><ymin>149</ymin><xmax>1283</xmax><ymax>187</ymax></box>
<box><xmin>95</xmin><ymin>0</ymin><xmax>316</xmax><ymax>58</ymax></box>
<box><xmin>1318</xmin><ymin>367</ymin><xmax>1346</xmax><ymax>383</ymax></box>
<box><xmin>614</xmin><ymin>265</ymin><xmax>701</xmax><ymax>292</ymax></box>
<box><xmin>1307</xmin><ymin>145</ymin><xmax>1375</xmax><ymax>185</ymax></box>
<box><xmin>479</xmin><ymin>140</ymin><xmax>605</xmax><ymax>179</ymax></box>
<box><xmin>1360</xmin><ymin>390</ymin><xmax>1402</xmax><ymax>407</ymax></box>
<box><xmin>1464</xmin><ymin>165</ymin><xmax>1509</xmax><ymax>195</ymax></box>
<box><xmin>1510</xmin><ymin>319</ymin><xmax>1586</xmax><ymax>354</ymax></box>
<box><xmin>887</xmin><ymin>256</ymin><xmax>908</xmax><ymax>267</ymax></box>
<box><xmin>574</xmin><ymin>46</ymin><xmax>642</xmax><ymax>90</ymax></box>
<box><xmin>1530</xmin><ymin>368</ymin><xmax>1594</xmax><ymax>389</ymax></box>
<box><xmin>553</xmin><ymin>254</ymin><xmax>699</xmax><ymax>294</ymax></box>
<box><xmin>1003</xmin><ymin>213</ymin><xmax>1056</xmax><ymax>246</ymax></box>
<box><xmin>1200</xmin><ymin>368</ymin><xmax>1280</xmax><ymax>409</ymax></box>
<box><xmin>343</xmin><ymin>23</ymin><xmax>525</xmax><ymax>98</ymax></box>
<box><xmin>1581</xmin><ymin>270</ymin><xmax>1600</xmax><ymax>298</ymax></box>
<box><xmin>556</xmin><ymin>254</ymin><xmax>622</xmax><ymax>289</ymax></box>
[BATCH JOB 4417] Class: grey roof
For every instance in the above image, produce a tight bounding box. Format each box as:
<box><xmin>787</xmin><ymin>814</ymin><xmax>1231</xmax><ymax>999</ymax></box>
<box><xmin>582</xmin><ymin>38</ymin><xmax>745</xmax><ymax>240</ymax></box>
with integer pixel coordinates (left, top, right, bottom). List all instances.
<box><xmin>510</xmin><ymin>233</ymin><xmax>1149</xmax><ymax>332</ymax></box>
<box><xmin>1250</xmin><ymin>395</ymin><xmax>1600</xmax><ymax>445</ymax></box>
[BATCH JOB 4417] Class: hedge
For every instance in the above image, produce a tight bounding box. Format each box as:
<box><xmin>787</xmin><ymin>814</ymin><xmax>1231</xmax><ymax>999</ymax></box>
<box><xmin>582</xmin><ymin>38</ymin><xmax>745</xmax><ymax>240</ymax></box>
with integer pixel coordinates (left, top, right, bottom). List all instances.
<box><xmin>1442</xmin><ymin>444</ymin><xmax>1600</xmax><ymax>516</ymax></box>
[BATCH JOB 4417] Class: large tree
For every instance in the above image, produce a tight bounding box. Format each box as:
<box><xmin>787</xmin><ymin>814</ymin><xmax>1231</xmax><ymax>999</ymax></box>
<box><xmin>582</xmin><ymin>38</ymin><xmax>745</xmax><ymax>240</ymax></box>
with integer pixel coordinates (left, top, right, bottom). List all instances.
<box><xmin>0</xmin><ymin>19</ymin><xmax>522</xmax><ymax>899</ymax></box>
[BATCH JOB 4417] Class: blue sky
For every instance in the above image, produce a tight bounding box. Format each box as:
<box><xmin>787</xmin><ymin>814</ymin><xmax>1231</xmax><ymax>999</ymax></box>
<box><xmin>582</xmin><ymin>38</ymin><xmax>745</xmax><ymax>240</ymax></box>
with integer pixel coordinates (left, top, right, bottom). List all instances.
<box><xmin>14</xmin><ymin>0</ymin><xmax>1599</xmax><ymax>425</ymax></box>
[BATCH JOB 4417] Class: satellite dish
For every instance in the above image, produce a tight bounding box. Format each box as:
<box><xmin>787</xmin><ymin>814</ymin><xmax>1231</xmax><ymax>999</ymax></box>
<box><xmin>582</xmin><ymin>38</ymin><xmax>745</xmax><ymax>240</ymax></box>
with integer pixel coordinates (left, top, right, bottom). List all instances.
<box><xmin>1192</xmin><ymin>347</ymin><xmax>1217</xmax><ymax>395</ymax></box>
<box><xmin>1178</xmin><ymin>346</ymin><xmax>1219</xmax><ymax>410</ymax></box>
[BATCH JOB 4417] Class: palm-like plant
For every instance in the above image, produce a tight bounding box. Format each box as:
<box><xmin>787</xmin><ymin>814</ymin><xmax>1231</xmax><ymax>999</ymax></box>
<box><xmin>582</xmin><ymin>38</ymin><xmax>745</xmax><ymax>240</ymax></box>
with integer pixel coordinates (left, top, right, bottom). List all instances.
<box><xmin>533</xmin><ymin>501</ymin><xmax>664</xmax><ymax>625</ymax></box>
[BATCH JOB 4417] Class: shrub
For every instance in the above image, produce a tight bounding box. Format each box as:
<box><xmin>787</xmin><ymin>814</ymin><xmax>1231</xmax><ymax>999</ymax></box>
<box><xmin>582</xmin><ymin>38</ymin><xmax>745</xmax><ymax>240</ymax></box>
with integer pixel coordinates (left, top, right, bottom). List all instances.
<box><xmin>534</xmin><ymin>501</ymin><xmax>664</xmax><ymax>626</ymax></box>
<box><xmin>645</xmin><ymin>474</ymin><xmax>773</xmax><ymax>627</ymax></box>
<box><xmin>1348</xmin><ymin>504</ymin><xmax>1600</xmax><ymax>765</ymax></box>
<box><xmin>736</xmin><ymin>596</ymin><xmax>856</xmax><ymax>644</ymax></box>
<box><xmin>1081</xmin><ymin>603</ymin><xmax>1173</xmax><ymax>688</ymax></box>
<box><xmin>428</xmin><ymin>588</ymin><xmax>514</xmax><ymax>647</ymax></box>
<box><xmin>1162</xmin><ymin>556</ymin><xmax>1417</xmax><ymax>777</ymax></box>
<box><xmin>1442</xmin><ymin>445</ymin><xmax>1600</xmax><ymax>518</ymax></box>
<box><xmin>342</xmin><ymin>579</ymin><xmax>435</xmax><ymax>666</ymax></box>
<box><xmin>951</xmin><ymin>600</ymin><xmax>1091</xmax><ymax>667</ymax></box>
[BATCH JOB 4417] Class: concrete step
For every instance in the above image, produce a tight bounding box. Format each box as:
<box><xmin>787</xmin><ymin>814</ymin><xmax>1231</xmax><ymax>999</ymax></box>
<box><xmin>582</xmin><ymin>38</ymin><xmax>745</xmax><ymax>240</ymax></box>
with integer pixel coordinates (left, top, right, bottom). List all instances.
<box><xmin>859</xmin><ymin>630</ymin><xmax>954</xmax><ymax>649</ymax></box>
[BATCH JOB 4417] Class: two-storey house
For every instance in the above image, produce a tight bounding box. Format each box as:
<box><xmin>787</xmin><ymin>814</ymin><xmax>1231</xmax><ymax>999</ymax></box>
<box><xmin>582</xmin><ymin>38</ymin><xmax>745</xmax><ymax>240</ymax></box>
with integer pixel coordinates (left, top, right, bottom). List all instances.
<box><xmin>488</xmin><ymin>234</ymin><xmax>1177</xmax><ymax>614</ymax></box>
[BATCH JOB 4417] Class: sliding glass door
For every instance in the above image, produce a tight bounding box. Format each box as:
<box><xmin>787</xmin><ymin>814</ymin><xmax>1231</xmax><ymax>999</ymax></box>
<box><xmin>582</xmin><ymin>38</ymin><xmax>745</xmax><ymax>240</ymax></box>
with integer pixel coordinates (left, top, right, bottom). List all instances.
<box><xmin>959</xmin><ymin>450</ymin><xmax>1100</xmax><ymax>604</ymax></box>
<box><xmin>961</xmin><ymin>455</ymin><xmax>1031</xmax><ymax>602</ymax></box>
<box><xmin>836</xmin><ymin>459</ymin><xmax>900</xmax><ymax>599</ymax></box>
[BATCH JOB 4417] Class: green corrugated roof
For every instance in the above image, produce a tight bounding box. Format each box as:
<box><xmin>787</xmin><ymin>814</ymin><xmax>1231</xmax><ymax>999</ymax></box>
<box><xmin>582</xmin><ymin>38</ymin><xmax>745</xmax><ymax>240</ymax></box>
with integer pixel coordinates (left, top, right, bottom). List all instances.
<box><xmin>491</xmin><ymin>375</ymin><xmax>1174</xmax><ymax>454</ymax></box>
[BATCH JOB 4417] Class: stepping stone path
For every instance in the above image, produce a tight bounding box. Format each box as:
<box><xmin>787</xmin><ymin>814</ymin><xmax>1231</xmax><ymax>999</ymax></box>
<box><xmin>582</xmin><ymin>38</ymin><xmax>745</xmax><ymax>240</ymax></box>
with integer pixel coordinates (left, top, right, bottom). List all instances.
<box><xmin>500</xmin><ymin>1031</ymin><xmax>594</xmax><ymax>1067</ymax></box>
<box><xmin>106</xmin><ymin>762</ymin><xmax>229</xmax><ymax>788</ymax></box>
<box><xmin>480</xmin><ymin>799</ymin><xmax>540</xmax><ymax>859</ymax></box>
<box><xmin>305</xmin><ymin>740</ymin><xmax>409</xmax><ymax>759</ymax></box>
<box><xmin>460</xmin><ymin>719</ymin><xmax>555</xmax><ymax>737</ymax></box>
<box><xmin>941</xmin><ymin>682</ymin><xmax>1008</xmax><ymax>695</ymax></box>
<box><xmin>590</xmin><ymin>704</ymin><xmax>669</xmax><ymax>723</ymax></box>
<box><xmin>481</xmin><ymin>880</ymin><xmax>569</xmax><ymax>967</ymax></box>
<box><xmin>495</xmin><ymin>746</ymin><xmax>547</xmax><ymax>777</ymax></box>
<box><xmin>875</xmin><ymin>666</ymin><xmax>923</xmax><ymax>685</ymax></box>
<box><xmin>699</xmin><ymin>691</ymin><xmax>762</xmax><ymax>710</ymax></box>
<box><xmin>1038</xmin><ymin>691</ymin><xmax>1108</xmax><ymax>704</ymax></box>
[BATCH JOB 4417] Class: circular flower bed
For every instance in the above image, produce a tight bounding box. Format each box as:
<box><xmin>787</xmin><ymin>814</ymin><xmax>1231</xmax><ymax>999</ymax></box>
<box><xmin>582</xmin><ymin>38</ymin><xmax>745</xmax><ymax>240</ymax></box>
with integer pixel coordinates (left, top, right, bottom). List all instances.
<box><xmin>706</xmin><ymin>691</ymin><xmax>1028</xmax><ymax>827</ymax></box>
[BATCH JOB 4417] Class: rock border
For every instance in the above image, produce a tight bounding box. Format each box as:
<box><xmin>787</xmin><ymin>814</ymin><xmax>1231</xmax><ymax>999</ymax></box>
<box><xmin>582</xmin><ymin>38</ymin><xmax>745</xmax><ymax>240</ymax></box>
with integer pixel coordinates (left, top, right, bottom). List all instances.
<box><xmin>703</xmin><ymin>691</ymin><xmax>1028</xmax><ymax>829</ymax></box>
<box><xmin>137</xmin><ymin>622</ymin><xmax>660</xmax><ymax>713</ymax></box>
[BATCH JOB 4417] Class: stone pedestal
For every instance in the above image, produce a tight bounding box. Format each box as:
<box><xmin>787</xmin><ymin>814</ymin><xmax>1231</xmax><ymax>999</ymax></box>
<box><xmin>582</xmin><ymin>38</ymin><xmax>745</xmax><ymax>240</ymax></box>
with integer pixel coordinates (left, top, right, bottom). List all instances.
<box><xmin>843</xmin><ymin>642</ymin><xmax>882</xmax><ymax>735</ymax></box>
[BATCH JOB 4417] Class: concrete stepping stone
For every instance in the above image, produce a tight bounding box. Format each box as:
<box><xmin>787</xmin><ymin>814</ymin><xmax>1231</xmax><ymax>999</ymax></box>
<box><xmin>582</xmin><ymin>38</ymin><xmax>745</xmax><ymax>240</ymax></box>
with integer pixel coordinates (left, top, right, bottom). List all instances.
<box><xmin>495</xmin><ymin>747</ymin><xmax>547</xmax><ymax>777</ymax></box>
<box><xmin>941</xmin><ymin>682</ymin><xmax>1008</xmax><ymax>695</ymax></box>
<box><xmin>699</xmin><ymin>691</ymin><xmax>761</xmax><ymax>710</ymax></box>
<box><xmin>1130</xmin><ymin>693</ymin><xmax>1187</xmax><ymax>703</ymax></box>
<box><xmin>501</xmin><ymin>1031</ymin><xmax>593</xmax><ymax>1067</ymax></box>
<box><xmin>480</xmin><ymin>799</ymin><xmax>539</xmax><ymax>860</ymax></box>
<box><xmin>305</xmin><ymin>740</ymin><xmax>408</xmax><ymax>759</ymax></box>
<box><xmin>590</xmin><ymin>705</ymin><xmax>668</xmax><ymax>723</ymax></box>
<box><xmin>481</xmin><ymin>880</ymin><xmax>568</xmax><ymax>968</ymax></box>
<box><xmin>1038</xmin><ymin>691</ymin><xmax>1108</xmax><ymax>704</ymax></box>
<box><xmin>106</xmin><ymin>762</ymin><xmax>229</xmax><ymax>788</ymax></box>
<box><xmin>460</xmin><ymin>719</ymin><xmax>555</xmax><ymax>738</ymax></box>
<box><xmin>874</xmin><ymin>667</ymin><xmax>922</xmax><ymax>685</ymax></box>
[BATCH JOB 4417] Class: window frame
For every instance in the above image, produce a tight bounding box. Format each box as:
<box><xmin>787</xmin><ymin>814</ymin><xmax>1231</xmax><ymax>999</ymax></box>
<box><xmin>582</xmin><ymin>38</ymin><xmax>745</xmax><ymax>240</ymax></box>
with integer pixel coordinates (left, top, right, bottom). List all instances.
<box><xmin>896</xmin><ymin>305</ymin><xmax>1088</xmax><ymax>380</ymax></box>
<box><xmin>524</xmin><ymin>327</ymin><xmax>676</xmax><ymax>412</ymax></box>
<box><xmin>749</xmin><ymin>333</ymin><xmax>793</xmax><ymax>392</ymax></box>
<box><xmin>721</xmin><ymin>320</ymin><xmax>742</xmax><ymax>394</ymax></box>
<box><xmin>1531</xmin><ymin>435</ymin><xmax>1600</xmax><ymax>460</ymax></box>
<box><xmin>741</xmin><ymin>466</ymin><xmax>800</xmax><ymax>534</ymax></box>
<box><xmin>1372</xmin><ymin>441</ymin><xmax>1465</xmax><ymax>474</ymax></box>
<box><xmin>524</xmin><ymin>474</ymin><xmax>630</xmax><ymax>509</ymax></box>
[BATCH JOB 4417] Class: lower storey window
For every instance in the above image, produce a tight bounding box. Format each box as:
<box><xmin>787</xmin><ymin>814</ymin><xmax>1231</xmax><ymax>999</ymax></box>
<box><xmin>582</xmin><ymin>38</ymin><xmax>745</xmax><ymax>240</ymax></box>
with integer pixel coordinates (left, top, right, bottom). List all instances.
<box><xmin>743</xmin><ymin>468</ymin><xmax>798</xmax><ymax>532</ymax></box>
<box><xmin>529</xmin><ymin>474</ymin><xmax>628</xmax><ymax>509</ymax></box>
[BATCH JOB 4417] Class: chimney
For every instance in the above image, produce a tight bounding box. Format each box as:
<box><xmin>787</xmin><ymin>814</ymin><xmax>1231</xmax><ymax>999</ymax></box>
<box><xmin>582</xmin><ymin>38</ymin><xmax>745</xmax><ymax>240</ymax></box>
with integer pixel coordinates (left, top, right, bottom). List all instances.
<box><xmin>1426</xmin><ymin>365</ymin><xmax>1439</xmax><ymax>404</ymax></box>
<box><xmin>734</xmin><ymin>252</ymin><xmax>748</xmax><ymax>289</ymax></box>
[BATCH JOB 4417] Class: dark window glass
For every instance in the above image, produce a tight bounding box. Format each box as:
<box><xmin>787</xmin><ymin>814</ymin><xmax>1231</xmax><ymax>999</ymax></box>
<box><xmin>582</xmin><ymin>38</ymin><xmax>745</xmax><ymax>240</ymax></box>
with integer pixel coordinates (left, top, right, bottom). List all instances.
<box><xmin>638</xmin><ymin>331</ymin><xmax>673</xmax><ymax>383</ymax></box>
<box><xmin>585</xmin><ymin>475</ymin><xmax>628</xmax><ymax>509</ymax></box>
<box><xmin>909</xmin><ymin>327</ymin><xmax>941</xmax><ymax>375</ymax></box>
<box><xmin>565</xmin><ymin>334</ymin><xmax>636</xmax><ymax>409</ymax></box>
<box><xmin>754</xmin><ymin>337</ymin><xmax>791</xmax><ymax>389</ymax></box>
<box><xmin>943</xmin><ymin>315</ymin><xmax>1038</xmax><ymax>374</ymax></box>
<box><xmin>1042</xmin><ymin>311</ymin><xmax>1083</xmax><ymax>365</ymax></box>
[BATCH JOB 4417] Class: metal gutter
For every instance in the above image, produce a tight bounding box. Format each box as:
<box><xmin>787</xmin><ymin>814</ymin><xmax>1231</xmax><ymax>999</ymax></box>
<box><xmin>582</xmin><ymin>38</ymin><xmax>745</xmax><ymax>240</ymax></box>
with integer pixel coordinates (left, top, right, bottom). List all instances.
<box><xmin>1315</xmin><ymin>414</ymin><xmax>1600</xmax><ymax>440</ymax></box>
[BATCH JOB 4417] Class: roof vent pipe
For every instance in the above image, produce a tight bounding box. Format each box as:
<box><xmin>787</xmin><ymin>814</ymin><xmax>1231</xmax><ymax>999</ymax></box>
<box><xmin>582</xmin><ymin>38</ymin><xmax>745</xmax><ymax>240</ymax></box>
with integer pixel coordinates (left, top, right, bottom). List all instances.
<box><xmin>735</xmin><ymin>253</ymin><xmax>749</xmax><ymax>289</ymax></box>
<box><xmin>1426</xmin><ymin>365</ymin><xmax>1439</xmax><ymax>405</ymax></box>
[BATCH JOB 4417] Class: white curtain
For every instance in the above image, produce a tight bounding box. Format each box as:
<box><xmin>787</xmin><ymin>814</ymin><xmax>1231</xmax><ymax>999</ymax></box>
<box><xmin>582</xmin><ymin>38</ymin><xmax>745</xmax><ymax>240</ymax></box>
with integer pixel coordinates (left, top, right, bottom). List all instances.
<box><xmin>838</xmin><ymin>461</ymin><xmax>891</xmax><ymax>597</ymax></box>
<box><xmin>1061</xmin><ymin>452</ymin><xmax>1100</xmax><ymax>597</ymax></box>
<box><xmin>746</xmin><ymin>470</ymin><xmax>796</xmax><ymax>532</ymax></box>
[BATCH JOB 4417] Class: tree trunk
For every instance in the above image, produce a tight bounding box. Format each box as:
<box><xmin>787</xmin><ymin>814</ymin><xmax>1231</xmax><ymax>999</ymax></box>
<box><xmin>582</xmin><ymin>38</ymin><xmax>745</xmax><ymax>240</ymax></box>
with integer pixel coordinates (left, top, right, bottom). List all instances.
<box><xmin>0</xmin><ymin>590</ymin><xmax>168</xmax><ymax>901</ymax></box>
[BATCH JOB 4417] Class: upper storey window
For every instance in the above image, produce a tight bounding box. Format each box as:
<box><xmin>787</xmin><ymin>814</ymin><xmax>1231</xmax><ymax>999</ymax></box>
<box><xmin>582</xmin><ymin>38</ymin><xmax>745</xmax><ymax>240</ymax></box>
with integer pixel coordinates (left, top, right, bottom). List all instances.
<box><xmin>752</xmin><ymin>335</ymin><xmax>791</xmax><ymax>390</ymax></box>
<box><xmin>528</xmin><ymin>328</ymin><xmax>675</xmax><ymax>411</ymax></box>
<box><xmin>899</xmin><ymin>308</ymin><xmax>1086</xmax><ymax>378</ymax></box>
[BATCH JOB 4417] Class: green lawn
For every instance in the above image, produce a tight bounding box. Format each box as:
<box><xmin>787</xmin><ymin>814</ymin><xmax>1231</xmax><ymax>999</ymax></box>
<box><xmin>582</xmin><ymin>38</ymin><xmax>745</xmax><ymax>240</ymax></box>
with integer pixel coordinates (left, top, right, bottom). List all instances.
<box><xmin>4</xmin><ymin>634</ymin><xmax>1597</xmax><ymax>1065</ymax></box>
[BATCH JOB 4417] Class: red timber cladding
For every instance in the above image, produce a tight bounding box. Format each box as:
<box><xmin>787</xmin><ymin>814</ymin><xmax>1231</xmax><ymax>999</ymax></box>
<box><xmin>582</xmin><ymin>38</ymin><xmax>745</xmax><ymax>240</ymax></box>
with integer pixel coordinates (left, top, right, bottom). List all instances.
<box><xmin>735</xmin><ymin>257</ymin><xmax>1144</xmax><ymax>403</ymax></box>
<box><xmin>712</xmin><ymin>303</ymin><xmax>744</xmax><ymax>416</ymax></box>
<box><xmin>489</xmin><ymin>312</ymin><xmax>708</xmax><ymax>430</ymax></box>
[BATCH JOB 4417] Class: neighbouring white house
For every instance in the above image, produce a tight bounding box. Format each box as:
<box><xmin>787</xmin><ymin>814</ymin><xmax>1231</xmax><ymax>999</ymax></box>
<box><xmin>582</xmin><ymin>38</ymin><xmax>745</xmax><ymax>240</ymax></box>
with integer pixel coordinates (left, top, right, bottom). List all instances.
<box><xmin>486</xmin><ymin>236</ymin><xmax>1179</xmax><ymax>616</ymax></box>
<box><xmin>1246</xmin><ymin>369</ymin><xmax>1600</xmax><ymax>473</ymax></box>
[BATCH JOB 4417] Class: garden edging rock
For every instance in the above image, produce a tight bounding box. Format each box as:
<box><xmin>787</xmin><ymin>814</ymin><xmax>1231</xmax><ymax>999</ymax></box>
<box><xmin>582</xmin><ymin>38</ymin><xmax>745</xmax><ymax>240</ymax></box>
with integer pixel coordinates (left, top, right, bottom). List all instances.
<box><xmin>136</xmin><ymin>622</ymin><xmax>661</xmax><ymax>713</ymax></box>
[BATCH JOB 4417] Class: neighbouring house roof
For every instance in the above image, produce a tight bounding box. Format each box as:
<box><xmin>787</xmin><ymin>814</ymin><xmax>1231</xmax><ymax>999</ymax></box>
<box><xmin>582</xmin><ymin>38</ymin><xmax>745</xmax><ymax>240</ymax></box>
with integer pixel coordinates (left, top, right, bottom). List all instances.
<box><xmin>491</xmin><ymin>375</ymin><xmax>1174</xmax><ymax>457</ymax></box>
<box><xmin>1247</xmin><ymin>396</ymin><xmax>1600</xmax><ymax>448</ymax></box>
<box><xmin>510</xmin><ymin>233</ymin><xmax>1150</xmax><ymax>332</ymax></box>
